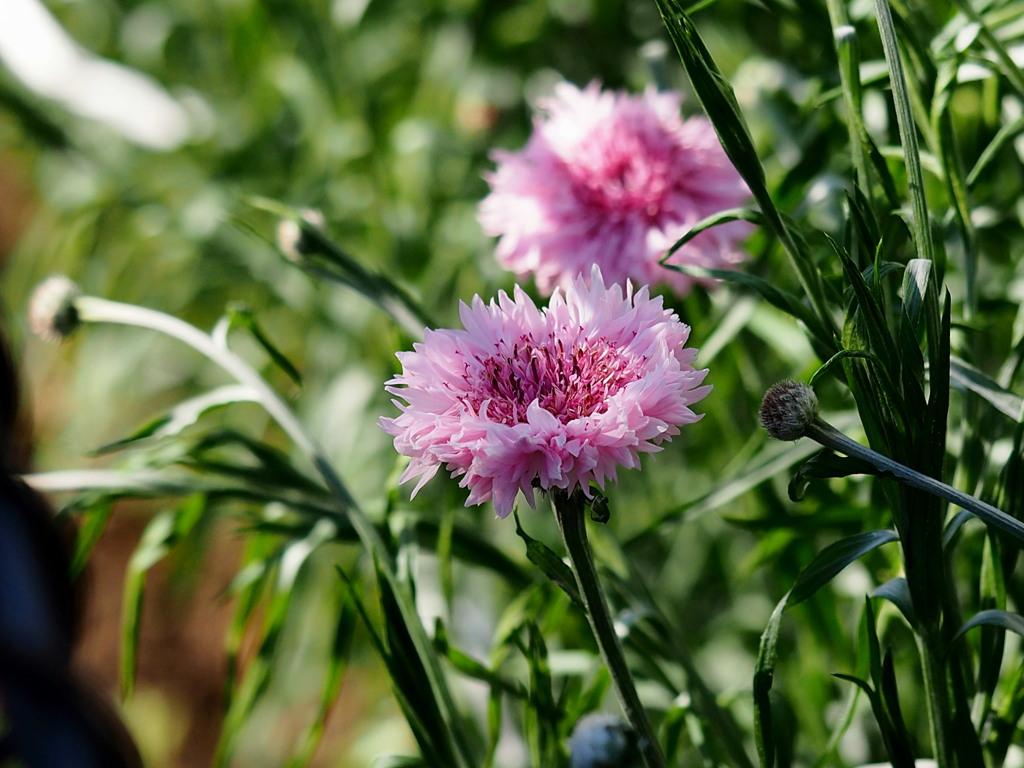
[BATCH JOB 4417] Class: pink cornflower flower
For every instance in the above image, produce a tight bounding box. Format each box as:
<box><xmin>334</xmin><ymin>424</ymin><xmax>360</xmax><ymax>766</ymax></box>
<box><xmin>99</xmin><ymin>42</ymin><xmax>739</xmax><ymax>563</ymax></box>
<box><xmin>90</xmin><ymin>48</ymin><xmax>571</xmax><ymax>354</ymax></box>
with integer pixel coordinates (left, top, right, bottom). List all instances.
<box><xmin>379</xmin><ymin>268</ymin><xmax>710</xmax><ymax>518</ymax></box>
<box><xmin>478</xmin><ymin>82</ymin><xmax>751</xmax><ymax>295</ymax></box>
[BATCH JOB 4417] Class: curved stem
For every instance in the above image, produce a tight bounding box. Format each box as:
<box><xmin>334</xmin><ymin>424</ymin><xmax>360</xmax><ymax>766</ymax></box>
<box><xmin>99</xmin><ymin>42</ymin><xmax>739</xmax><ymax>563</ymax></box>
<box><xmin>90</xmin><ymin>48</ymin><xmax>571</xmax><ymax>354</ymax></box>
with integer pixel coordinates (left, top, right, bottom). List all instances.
<box><xmin>806</xmin><ymin>418</ymin><xmax>1024</xmax><ymax>542</ymax></box>
<box><xmin>73</xmin><ymin>295</ymin><xmax>475</xmax><ymax>768</ymax></box>
<box><xmin>551</xmin><ymin>491</ymin><xmax>667</xmax><ymax>768</ymax></box>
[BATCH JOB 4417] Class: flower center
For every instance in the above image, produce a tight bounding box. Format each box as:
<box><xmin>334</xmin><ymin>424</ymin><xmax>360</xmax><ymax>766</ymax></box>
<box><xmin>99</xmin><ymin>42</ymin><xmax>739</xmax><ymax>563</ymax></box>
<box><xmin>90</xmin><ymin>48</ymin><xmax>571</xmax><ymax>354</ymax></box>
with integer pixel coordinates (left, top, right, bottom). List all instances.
<box><xmin>565</xmin><ymin>121</ymin><xmax>673</xmax><ymax>220</ymax></box>
<box><xmin>465</xmin><ymin>335</ymin><xmax>642</xmax><ymax>426</ymax></box>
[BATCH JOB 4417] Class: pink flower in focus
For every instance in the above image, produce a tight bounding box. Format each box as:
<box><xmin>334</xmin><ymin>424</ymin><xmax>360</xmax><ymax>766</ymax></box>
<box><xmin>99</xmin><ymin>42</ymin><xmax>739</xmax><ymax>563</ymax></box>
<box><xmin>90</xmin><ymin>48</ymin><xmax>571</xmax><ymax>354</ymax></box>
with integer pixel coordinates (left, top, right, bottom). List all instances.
<box><xmin>479</xmin><ymin>82</ymin><xmax>752</xmax><ymax>295</ymax></box>
<box><xmin>379</xmin><ymin>268</ymin><xmax>710</xmax><ymax>518</ymax></box>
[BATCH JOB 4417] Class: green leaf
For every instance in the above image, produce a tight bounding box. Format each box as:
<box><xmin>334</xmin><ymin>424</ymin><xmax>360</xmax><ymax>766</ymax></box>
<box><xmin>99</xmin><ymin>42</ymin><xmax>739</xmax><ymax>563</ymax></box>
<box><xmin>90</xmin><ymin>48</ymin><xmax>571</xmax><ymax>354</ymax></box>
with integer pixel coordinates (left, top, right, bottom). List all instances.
<box><xmin>871</xmin><ymin>0</ymin><xmax>935</xmax><ymax>265</ymax></box>
<box><xmin>630</xmin><ymin>438</ymin><xmax>822</xmax><ymax>543</ymax></box>
<box><xmin>663</xmin><ymin>263</ymin><xmax>824</xmax><ymax>338</ymax></box>
<box><xmin>93</xmin><ymin>385</ymin><xmax>258</xmax><ymax>454</ymax></box>
<box><xmin>871</xmin><ymin>577</ymin><xmax>916</xmax><ymax>627</ymax></box>
<box><xmin>375</xmin><ymin>552</ymin><xmax>467</xmax><ymax>767</ymax></box>
<box><xmin>878</xmin><ymin>651</ymin><xmax>916</xmax><ymax>766</ymax></box>
<box><xmin>946</xmin><ymin>0</ymin><xmax>1024</xmax><ymax>99</ymax></box>
<box><xmin>654</xmin><ymin>0</ymin><xmax>835</xmax><ymax>344</ymax></box>
<box><xmin>838</xmin><ymin>600</ymin><xmax>916</xmax><ymax>768</ymax></box>
<box><xmin>952</xmin><ymin>609</ymin><xmax>1024</xmax><ymax>643</ymax></box>
<box><xmin>950</xmin><ymin>356</ymin><xmax>1024</xmax><ymax>422</ymax></box>
<box><xmin>434</xmin><ymin>620</ymin><xmax>525</xmax><ymax>700</ymax></box>
<box><xmin>286</xmin><ymin>588</ymin><xmax>357</xmax><ymax>768</ymax></box>
<box><xmin>225</xmin><ymin>304</ymin><xmax>304</xmax><ymax>387</ymax></box>
<box><xmin>835</xmin><ymin>241</ymin><xmax>902</xmax><ymax>380</ymax></box>
<box><xmin>216</xmin><ymin>519</ymin><xmax>336</xmax><ymax>767</ymax></box>
<box><xmin>966</xmin><ymin>115</ymin><xmax>1024</xmax><ymax>188</ymax></box>
<box><xmin>788</xmin><ymin>530</ymin><xmax>899</xmax><ymax>606</ymax></box>
<box><xmin>754</xmin><ymin>595</ymin><xmax>788</xmax><ymax>768</ymax></box>
<box><xmin>71</xmin><ymin>498</ymin><xmax>113</xmax><ymax>578</ymax></box>
<box><xmin>661</xmin><ymin>207</ymin><xmax>764</xmax><ymax>256</ymax></box>
<box><xmin>516</xmin><ymin>622</ymin><xmax>560</xmax><ymax>767</ymax></box>
<box><xmin>788</xmin><ymin>449</ymin><xmax>880</xmax><ymax>502</ymax></box>
<box><xmin>514</xmin><ymin>513</ymin><xmax>582</xmax><ymax>609</ymax></box>
<box><xmin>121</xmin><ymin>508</ymin><xmax>178</xmax><ymax>698</ymax></box>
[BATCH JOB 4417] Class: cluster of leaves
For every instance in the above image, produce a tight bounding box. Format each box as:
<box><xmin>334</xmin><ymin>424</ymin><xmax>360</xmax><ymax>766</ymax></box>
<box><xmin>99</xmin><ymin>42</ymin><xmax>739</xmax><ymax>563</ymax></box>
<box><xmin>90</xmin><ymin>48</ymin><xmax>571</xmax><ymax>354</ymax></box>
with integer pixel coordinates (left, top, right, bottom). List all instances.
<box><xmin>4</xmin><ymin>0</ymin><xmax>1024</xmax><ymax>766</ymax></box>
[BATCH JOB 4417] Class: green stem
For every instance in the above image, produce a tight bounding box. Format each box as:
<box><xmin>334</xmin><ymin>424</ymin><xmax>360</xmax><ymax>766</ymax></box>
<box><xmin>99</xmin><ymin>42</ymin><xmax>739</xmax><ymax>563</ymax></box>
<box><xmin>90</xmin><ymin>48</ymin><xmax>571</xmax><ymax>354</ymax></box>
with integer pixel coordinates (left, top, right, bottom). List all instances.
<box><xmin>551</xmin><ymin>491</ymin><xmax>667</xmax><ymax>768</ymax></box>
<box><xmin>805</xmin><ymin>418</ymin><xmax>1024</xmax><ymax>542</ymax></box>
<box><xmin>918</xmin><ymin>631</ymin><xmax>953</xmax><ymax>768</ymax></box>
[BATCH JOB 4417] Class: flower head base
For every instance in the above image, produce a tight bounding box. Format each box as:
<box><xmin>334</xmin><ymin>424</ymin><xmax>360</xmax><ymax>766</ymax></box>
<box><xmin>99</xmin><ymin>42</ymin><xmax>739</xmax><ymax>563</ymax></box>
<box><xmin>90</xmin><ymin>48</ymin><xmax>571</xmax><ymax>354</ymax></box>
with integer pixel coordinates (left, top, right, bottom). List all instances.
<box><xmin>380</xmin><ymin>268</ymin><xmax>710</xmax><ymax>518</ymax></box>
<box><xmin>29</xmin><ymin>276</ymin><xmax>82</xmax><ymax>343</ymax></box>
<box><xmin>479</xmin><ymin>82</ymin><xmax>752</xmax><ymax>295</ymax></box>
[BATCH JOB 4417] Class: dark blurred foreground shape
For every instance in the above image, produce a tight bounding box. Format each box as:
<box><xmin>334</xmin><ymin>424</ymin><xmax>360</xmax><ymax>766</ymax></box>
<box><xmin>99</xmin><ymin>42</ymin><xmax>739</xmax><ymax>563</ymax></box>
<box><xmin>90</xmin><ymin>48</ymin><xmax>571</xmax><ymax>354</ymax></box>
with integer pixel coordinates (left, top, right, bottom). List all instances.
<box><xmin>0</xmin><ymin>325</ymin><xmax>143</xmax><ymax>768</ymax></box>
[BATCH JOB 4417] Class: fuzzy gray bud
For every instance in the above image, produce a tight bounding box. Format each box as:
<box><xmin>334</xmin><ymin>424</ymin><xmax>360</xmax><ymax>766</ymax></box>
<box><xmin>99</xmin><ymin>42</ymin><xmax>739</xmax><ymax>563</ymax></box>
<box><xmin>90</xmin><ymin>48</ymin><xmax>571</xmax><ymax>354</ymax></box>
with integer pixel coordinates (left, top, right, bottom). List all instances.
<box><xmin>29</xmin><ymin>276</ymin><xmax>82</xmax><ymax>343</ymax></box>
<box><xmin>759</xmin><ymin>380</ymin><xmax>819</xmax><ymax>441</ymax></box>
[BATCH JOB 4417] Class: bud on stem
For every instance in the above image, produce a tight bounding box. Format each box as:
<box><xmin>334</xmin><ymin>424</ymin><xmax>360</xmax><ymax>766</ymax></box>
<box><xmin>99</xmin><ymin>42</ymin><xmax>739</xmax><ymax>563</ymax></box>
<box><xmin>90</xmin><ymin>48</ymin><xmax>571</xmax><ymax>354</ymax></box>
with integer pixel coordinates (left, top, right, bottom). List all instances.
<box><xmin>760</xmin><ymin>381</ymin><xmax>1024</xmax><ymax>542</ymax></box>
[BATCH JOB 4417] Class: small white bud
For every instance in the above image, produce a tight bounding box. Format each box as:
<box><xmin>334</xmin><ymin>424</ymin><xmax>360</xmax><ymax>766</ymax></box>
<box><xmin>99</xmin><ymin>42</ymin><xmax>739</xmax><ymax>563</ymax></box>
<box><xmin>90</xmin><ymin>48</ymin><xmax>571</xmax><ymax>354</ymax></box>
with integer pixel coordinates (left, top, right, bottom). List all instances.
<box><xmin>29</xmin><ymin>276</ymin><xmax>82</xmax><ymax>343</ymax></box>
<box><xmin>276</xmin><ymin>208</ymin><xmax>325</xmax><ymax>262</ymax></box>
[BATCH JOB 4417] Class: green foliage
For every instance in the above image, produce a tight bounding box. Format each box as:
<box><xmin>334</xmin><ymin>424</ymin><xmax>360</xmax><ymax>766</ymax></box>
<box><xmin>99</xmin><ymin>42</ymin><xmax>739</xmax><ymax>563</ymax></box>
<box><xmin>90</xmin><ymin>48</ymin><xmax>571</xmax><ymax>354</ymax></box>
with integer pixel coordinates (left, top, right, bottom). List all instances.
<box><xmin>6</xmin><ymin>0</ymin><xmax>1024</xmax><ymax>765</ymax></box>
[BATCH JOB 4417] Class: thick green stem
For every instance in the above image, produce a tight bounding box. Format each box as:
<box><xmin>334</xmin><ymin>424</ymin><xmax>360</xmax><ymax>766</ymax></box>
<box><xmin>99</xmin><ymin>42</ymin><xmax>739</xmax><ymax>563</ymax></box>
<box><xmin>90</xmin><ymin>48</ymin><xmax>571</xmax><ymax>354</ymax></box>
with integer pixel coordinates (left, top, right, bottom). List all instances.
<box><xmin>552</xmin><ymin>491</ymin><xmax>667</xmax><ymax>768</ymax></box>
<box><xmin>918</xmin><ymin>631</ymin><xmax>953</xmax><ymax>768</ymax></box>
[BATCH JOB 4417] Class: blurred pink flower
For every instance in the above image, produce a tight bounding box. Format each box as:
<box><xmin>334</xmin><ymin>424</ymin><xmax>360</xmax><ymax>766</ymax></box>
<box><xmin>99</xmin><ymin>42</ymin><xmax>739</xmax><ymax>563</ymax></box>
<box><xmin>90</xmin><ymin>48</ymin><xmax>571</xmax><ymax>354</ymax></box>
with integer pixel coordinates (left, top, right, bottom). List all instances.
<box><xmin>380</xmin><ymin>268</ymin><xmax>710</xmax><ymax>518</ymax></box>
<box><xmin>479</xmin><ymin>82</ymin><xmax>751</xmax><ymax>295</ymax></box>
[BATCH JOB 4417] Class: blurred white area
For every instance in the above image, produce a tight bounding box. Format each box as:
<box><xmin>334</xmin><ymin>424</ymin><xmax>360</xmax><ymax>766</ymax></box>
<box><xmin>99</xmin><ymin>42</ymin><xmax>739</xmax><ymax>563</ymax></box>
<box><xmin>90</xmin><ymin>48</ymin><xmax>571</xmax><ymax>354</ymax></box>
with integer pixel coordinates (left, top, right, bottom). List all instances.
<box><xmin>0</xmin><ymin>0</ymin><xmax>190</xmax><ymax>150</ymax></box>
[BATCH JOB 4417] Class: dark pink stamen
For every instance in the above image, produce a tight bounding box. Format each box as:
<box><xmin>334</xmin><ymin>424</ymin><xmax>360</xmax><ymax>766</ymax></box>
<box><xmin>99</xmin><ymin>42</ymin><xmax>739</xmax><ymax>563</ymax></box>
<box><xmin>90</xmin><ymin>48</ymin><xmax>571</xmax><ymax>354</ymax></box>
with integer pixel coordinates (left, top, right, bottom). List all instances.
<box><xmin>465</xmin><ymin>334</ymin><xmax>642</xmax><ymax>425</ymax></box>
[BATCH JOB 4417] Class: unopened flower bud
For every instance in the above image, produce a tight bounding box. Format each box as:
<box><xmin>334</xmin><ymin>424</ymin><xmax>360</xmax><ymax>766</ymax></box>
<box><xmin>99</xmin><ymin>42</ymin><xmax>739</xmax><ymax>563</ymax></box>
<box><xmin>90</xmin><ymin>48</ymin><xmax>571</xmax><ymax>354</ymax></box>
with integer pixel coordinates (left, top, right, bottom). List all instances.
<box><xmin>29</xmin><ymin>275</ymin><xmax>82</xmax><ymax>343</ymax></box>
<box><xmin>276</xmin><ymin>208</ymin><xmax>325</xmax><ymax>262</ymax></box>
<box><xmin>759</xmin><ymin>380</ymin><xmax>819</xmax><ymax>441</ymax></box>
<box><xmin>568</xmin><ymin>713</ymin><xmax>637</xmax><ymax>768</ymax></box>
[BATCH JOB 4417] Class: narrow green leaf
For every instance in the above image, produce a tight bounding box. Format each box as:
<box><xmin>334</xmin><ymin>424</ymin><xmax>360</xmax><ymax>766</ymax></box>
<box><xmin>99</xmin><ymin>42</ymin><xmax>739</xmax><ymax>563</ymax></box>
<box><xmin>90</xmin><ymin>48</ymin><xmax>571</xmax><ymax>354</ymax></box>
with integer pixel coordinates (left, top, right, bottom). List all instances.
<box><xmin>789</xmin><ymin>530</ymin><xmax>899</xmax><ymax>606</ymax></box>
<box><xmin>661</xmin><ymin>208</ymin><xmax>764</xmax><ymax>257</ymax></box>
<box><xmin>953</xmin><ymin>609</ymin><xmax>1024</xmax><ymax>643</ymax></box>
<box><xmin>121</xmin><ymin>509</ymin><xmax>177</xmax><ymax>698</ymax></box>
<box><xmin>516</xmin><ymin>622</ymin><xmax>560</xmax><ymax>766</ymax></box>
<box><xmin>654</xmin><ymin>0</ymin><xmax>835</xmax><ymax>342</ymax></box>
<box><xmin>514</xmin><ymin>513</ymin><xmax>582</xmax><ymax>609</ymax></box>
<box><xmin>227</xmin><ymin>304</ymin><xmax>304</xmax><ymax>387</ymax></box>
<box><xmin>217</xmin><ymin>521</ymin><xmax>335</xmax><ymax>767</ymax></box>
<box><xmin>224</xmin><ymin>537</ymin><xmax>276</xmax><ymax>702</ymax></box>
<box><xmin>835</xmin><ymin>240</ymin><xmax>902</xmax><ymax>377</ymax></box>
<box><xmin>947</xmin><ymin>0</ymin><xmax>1024</xmax><ymax>99</ymax></box>
<box><xmin>871</xmin><ymin>577</ymin><xmax>916</xmax><ymax>627</ymax></box>
<box><xmin>966</xmin><ymin>115</ymin><xmax>1024</xmax><ymax>188</ymax></box>
<box><xmin>663</xmin><ymin>263</ymin><xmax>825</xmax><ymax>339</ymax></box>
<box><xmin>788</xmin><ymin>449</ymin><xmax>880</xmax><ymax>502</ymax></box>
<box><xmin>434</xmin><ymin>620</ymin><xmax>525</xmax><ymax>700</ymax></box>
<box><xmin>878</xmin><ymin>651</ymin><xmax>916</xmax><ymax>766</ymax></box>
<box><xmin>950</xmin><ymin>356</ymin><xmax>1024</xmax><ymax>422</ymax></box>
<box><xmin>286</xmin><ymin>590</ymin><xmax>357</xmax><ymax>768</ymax></box>
<box><xmin>376</xmin><ymin>553</ymin><xmax>462</xmax><ymax>767</ymax></box>
<box><xmin>93</xmin><ymin>385</ymin><xmax>258</xmax><ymax>455</ymax></box>
<box><xmin>71</xmin><ymin>498</ymin><xmax>113</xmax><ymax>578</ymax></box>
<box><xmin>976</xmin><ymin>535</ymin><xmax>1007</xmax><ymax>727</ymax></box>
<box><xmin>754</xmin><ymin>594</ymin><xmax>788</xmax><ymax>768</ymax></box>
<box><xmin>629</xmin><ymin>436</ymin><xmax>822</xmax><ymax>543</ymax></box>
<box><xmin>872</xmin><ymin>0</ymin><xmax>935</xmax><ymax>265</ymax></box>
